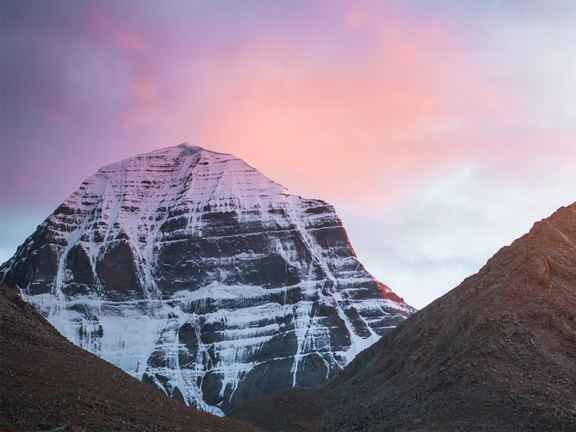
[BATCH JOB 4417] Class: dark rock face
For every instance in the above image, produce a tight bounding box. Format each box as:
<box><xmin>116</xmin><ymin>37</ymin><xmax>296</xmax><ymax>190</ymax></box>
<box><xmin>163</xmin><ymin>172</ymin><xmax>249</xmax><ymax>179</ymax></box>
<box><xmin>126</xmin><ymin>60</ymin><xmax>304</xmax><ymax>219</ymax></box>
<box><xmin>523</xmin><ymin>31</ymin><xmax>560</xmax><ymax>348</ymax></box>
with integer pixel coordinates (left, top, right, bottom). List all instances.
<box><xmin>97</xmin><ymin>240</ymin><xmax>142</xmax><ymax>299</ymax></box>
<box><xmin>231</xmin><ymin>203</ymin><xmax>576</xmax><ymax>431</ymax></box>
<box><xmin>0</xmin><ymin>283</ymin><xmax>257</xmax><ymax>432</ymax></box>
<box><xmin>0</xmin><ymin>144</ymin><xmax>414</xmax><ymax>415</ymax></box>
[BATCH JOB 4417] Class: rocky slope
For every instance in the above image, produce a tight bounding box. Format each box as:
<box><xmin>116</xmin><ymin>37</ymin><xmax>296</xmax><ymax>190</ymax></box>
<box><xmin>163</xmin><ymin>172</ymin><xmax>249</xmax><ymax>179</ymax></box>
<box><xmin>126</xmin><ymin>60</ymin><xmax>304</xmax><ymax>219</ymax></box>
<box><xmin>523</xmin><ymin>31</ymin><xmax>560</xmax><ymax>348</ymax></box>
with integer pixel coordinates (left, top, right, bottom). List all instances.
<box><xmin>0</xmin><ymin>143</ymin><xmax>414</xmax><ymax>414</ymax></box>
<box><xmin>0</xmin><ymin>282</ymin><xmax>257</xmax><ymax>432</ymax></box>
<box><xmin>231</xmin><ymin>203</ymin><xmax>576</xmax><ymax>431</ymax></box>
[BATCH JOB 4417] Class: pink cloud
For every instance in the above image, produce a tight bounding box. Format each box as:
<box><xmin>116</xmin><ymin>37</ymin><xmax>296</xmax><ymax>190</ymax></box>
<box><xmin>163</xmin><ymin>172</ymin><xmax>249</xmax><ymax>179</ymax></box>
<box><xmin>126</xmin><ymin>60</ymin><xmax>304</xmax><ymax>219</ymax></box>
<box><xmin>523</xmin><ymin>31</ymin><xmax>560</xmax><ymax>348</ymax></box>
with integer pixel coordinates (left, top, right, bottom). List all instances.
<box><xmin>86</xmin><ymin>7</ymin><xmax>146</xmax><ymax>52</ymax></box>
<box><xmin>156</xmin><ymin>2</ymin><xmax>519</xmax><ymax>209</ymax></box>
<box><xmin>4</xmin><ymin>0</ymin><xmax>575</xmax><ymax>219</ymax></box>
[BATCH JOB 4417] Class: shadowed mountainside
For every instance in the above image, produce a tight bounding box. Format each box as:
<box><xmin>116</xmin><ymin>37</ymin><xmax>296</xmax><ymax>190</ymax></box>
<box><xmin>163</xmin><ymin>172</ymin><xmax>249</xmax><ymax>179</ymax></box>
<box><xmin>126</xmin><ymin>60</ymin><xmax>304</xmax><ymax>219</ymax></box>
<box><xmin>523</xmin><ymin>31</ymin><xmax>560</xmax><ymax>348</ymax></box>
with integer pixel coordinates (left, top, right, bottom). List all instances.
<box><xmin>0</xmin><ymin>283</ymin><xmax>257</xmax><ymax>432</ymax></box>
<box><xmin>231</xmin><ymin>203</ymin><xmax>576</xmax><ymax>431</ymax></box>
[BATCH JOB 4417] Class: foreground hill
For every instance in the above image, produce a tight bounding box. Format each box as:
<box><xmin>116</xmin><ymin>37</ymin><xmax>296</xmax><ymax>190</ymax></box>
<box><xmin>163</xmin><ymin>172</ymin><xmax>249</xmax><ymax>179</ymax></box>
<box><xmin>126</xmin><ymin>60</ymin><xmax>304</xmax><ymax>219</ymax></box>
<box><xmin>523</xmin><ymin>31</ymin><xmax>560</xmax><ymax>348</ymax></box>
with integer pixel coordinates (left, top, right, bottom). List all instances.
<box><xmin>0</xmin><ymin>283</ymin><xmax>257</xmax><ymax>432</ymax></box>
<box><xmin>0</xmin><ymin>144</ymin><xmax>413</xmax><ymax>413</ymax></box>
<box><xmin>231</xmin><ymin>203</ymin><xmax>576</xmax><ymax>431</ymax></box>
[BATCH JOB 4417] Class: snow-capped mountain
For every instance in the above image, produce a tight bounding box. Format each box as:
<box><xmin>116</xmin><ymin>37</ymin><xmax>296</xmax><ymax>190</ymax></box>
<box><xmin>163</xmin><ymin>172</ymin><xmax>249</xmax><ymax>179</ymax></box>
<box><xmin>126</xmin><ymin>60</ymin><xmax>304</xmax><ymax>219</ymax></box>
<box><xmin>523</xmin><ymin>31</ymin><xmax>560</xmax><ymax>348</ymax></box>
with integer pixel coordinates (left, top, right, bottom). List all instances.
<box><xmin>0</xmin><ymin>143</ymin><xmax>414</xmax><ymax>414</ymax></box>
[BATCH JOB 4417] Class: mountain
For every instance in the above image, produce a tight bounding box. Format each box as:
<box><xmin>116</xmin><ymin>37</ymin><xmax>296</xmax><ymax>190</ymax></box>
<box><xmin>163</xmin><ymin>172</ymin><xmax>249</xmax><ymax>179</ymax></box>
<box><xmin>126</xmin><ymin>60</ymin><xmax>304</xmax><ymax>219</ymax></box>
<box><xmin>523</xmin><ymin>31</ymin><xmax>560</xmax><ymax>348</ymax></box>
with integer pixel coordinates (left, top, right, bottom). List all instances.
<box><xmin>0</xmin><ymin>282</ymin><xmax>257</xmax><ymax>432</ymax></box>
<box><xmin>231</xmin><ymin>203</ymin><xmax>576</xmax><ymax>431</ymax></box>
<box><xmin>0</xmin><ymin>143</ymin><xmax>414</xmax><ymax>415</ymax></box>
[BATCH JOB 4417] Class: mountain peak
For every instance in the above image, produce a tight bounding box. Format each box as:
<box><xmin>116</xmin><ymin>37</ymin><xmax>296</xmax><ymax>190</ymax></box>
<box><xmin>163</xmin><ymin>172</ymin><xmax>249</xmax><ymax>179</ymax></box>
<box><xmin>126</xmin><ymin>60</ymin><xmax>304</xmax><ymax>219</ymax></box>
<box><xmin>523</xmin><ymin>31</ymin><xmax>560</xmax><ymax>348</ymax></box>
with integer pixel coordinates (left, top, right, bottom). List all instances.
<box><xmin>69</xmin><ymin>144</ymin><xmax>290</xmax><ymax>234</ymax></box>
<box><xmin>1</xmin><ymin>143</ymin><xmax>414</xmax><ymax>414</ymax></box>
<box><xmin>177</xmin><ymin>141</ymin><xmax>203</xmax><ymax>151</ymax></box>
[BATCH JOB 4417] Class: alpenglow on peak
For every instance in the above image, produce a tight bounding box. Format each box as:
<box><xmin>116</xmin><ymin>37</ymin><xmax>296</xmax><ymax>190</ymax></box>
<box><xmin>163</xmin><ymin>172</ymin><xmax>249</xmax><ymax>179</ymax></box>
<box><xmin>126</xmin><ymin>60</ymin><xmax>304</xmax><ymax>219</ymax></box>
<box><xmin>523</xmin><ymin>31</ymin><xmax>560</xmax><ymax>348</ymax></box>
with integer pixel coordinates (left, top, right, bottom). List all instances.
<box><xmin>0</xmin><ymin>144</ymin><xmax>415</xmax><ymax>415</ymax></box>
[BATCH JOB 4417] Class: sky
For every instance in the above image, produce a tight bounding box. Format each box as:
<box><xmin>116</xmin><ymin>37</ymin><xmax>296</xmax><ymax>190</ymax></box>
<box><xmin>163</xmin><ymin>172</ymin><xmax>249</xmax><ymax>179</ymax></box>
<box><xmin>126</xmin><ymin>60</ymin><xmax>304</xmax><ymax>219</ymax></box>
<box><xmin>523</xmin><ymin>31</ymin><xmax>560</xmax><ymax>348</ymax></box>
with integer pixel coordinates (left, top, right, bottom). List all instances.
<box><xmin>2</xmin><ymin>0</ymin><xmax>576</xmax><ymax>309</ymax></box>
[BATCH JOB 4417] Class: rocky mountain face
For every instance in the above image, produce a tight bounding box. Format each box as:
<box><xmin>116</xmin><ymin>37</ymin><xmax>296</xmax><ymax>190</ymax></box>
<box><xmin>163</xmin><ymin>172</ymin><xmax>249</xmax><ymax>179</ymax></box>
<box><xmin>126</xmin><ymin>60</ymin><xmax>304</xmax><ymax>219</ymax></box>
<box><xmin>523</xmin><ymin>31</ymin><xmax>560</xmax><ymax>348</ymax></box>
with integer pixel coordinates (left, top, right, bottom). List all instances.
<box><xmin>0</xmin><ymin>144</ymin><xmax>413</xmax><ymax>415</ymax></box>
<box><xmin>0</xmin><ymin>282</ymin><xmax>257</xmax><ymax>432</ymax></box>
<box><xmin>231</xmin><ymin>203</ymin><xmax>576</xmax><ymax>431</ymax></box>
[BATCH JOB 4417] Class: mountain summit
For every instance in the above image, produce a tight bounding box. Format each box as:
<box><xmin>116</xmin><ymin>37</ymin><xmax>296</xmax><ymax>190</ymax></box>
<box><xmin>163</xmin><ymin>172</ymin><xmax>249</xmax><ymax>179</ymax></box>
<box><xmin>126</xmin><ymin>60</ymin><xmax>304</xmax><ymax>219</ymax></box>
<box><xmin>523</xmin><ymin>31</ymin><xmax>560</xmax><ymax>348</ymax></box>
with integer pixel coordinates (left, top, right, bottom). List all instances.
<box><xmin>1</xmin><ymin>144</ymin><xmax>414</xmax><ymax>414</ymax></box>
